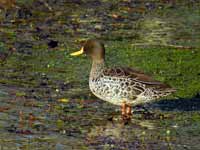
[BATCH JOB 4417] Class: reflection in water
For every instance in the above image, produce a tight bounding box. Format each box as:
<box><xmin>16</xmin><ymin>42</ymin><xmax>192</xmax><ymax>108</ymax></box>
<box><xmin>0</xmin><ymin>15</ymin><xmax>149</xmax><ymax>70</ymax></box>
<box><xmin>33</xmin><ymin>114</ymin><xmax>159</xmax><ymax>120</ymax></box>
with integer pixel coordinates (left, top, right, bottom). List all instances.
<box><xmin>86</xmin><ymin>118</ymin><xmax>175</xmax><ymax>149</ymax></box>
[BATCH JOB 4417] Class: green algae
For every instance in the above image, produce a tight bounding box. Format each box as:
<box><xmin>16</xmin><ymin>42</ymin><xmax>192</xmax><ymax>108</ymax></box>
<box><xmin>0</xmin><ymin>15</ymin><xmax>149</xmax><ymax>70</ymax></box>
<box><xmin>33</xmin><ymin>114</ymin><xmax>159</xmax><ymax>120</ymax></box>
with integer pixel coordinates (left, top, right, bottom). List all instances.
<box><xmin>0</xmin><ymin>0</ymin><xmax>199</xmax><ymax>149</ymax></box>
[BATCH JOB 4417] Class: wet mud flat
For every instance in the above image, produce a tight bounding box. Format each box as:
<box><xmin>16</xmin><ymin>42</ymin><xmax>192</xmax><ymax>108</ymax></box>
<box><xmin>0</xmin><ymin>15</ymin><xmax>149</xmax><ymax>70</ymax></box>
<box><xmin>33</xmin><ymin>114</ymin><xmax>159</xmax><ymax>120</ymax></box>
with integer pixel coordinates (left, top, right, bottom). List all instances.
<box><xmin>0</xmin><ymin>0</ymin><xmax>200</xmax><ymax>149</ymax></box>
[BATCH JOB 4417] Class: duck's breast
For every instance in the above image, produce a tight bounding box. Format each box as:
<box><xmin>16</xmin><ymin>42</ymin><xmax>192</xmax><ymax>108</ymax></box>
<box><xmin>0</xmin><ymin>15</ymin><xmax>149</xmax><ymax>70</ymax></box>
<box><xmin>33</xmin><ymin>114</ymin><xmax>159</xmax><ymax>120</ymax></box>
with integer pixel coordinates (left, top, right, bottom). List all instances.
<box><xmin>89</xmin><ymin>76</ymin><xmax>141</xmax><ymax>105</ymax></box>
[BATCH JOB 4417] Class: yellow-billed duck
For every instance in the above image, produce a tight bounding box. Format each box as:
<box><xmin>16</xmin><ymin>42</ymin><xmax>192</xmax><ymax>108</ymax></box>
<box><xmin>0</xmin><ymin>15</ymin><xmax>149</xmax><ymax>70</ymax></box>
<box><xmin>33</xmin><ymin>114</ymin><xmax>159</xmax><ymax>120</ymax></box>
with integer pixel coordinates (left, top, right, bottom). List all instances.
<box><xmin>70</xmin><ymin>39</ymin><xmax>176</xmax><ymax>120</ymax></box>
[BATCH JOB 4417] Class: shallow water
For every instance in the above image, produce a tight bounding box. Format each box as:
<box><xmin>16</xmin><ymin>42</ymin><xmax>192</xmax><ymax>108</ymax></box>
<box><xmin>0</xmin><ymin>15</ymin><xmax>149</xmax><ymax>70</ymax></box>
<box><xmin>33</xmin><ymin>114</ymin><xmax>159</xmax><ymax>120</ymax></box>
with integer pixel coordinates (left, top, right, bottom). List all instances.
<box><xmin>0</xmin><ymin>0</ymin><xmax>200</xmax><ymax>149</ymax></box>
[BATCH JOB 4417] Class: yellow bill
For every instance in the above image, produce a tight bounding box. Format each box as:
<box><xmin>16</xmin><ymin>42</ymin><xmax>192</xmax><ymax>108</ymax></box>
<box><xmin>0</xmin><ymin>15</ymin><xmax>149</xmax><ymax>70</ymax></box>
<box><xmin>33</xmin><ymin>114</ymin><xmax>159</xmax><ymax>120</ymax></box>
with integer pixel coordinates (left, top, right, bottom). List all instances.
<box><xmin>70</xmin><ymin>47</ymin><xmax>84</xmax><ymax>56</ymax></box>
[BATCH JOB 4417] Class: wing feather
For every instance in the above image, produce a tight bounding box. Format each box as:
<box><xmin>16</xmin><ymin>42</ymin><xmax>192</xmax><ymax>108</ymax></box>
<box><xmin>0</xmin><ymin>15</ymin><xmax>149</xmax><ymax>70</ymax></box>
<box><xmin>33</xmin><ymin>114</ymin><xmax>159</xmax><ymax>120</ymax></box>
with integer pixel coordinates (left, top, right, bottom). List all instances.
<box><xmin>103</xmin><ymin>67</ymin><xmax>172</xmax><ymax>90</ymax></box>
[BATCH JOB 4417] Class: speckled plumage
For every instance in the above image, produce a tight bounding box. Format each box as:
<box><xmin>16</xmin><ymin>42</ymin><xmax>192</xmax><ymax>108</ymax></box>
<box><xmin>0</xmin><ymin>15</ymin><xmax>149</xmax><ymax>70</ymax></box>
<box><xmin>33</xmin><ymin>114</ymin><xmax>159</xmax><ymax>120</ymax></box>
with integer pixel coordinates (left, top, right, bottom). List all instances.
<box><xmin>89</xmin><ymin>61</ymin><xmax>175</xmax><ymax>106</ymax></box>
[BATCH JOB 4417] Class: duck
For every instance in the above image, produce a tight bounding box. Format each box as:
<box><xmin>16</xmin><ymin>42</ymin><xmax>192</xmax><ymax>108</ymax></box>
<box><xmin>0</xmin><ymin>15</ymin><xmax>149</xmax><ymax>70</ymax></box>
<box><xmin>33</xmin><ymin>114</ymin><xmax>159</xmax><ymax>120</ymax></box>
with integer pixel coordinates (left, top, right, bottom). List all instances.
<box><xmin>70</xmin><ymin>39</ymin><xmax>176</xmax><ymax>120</ymax></box>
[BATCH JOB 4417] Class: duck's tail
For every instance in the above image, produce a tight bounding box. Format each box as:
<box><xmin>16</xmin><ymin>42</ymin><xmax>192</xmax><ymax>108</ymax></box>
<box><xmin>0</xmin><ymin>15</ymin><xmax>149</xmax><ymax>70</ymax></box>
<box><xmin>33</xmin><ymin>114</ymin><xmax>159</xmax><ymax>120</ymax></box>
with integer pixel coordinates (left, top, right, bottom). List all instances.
<box><xmin>153</xmin><ymin>88</ymin><xmax>176</xmax><ymax>99</ymax></box>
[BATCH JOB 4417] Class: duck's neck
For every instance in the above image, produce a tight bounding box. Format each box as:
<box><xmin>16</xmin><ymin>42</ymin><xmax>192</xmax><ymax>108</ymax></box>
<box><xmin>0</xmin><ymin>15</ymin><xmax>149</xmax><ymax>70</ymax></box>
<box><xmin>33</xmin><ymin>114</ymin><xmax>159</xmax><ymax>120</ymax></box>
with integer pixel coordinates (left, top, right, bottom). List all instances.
<box><xmin>90</xmin><ymin>59</ymin><xmax>105</xmax><ymax>79</ymax></box>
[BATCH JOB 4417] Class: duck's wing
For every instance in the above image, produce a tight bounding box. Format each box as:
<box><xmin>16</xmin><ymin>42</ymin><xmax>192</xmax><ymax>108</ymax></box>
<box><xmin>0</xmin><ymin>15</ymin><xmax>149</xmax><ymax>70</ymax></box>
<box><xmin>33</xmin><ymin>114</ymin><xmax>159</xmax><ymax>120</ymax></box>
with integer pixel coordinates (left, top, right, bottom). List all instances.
<box><xmin>102</xmin><ymin>67</ymin><xmax>173</xmax><ymax>90</ymax></box>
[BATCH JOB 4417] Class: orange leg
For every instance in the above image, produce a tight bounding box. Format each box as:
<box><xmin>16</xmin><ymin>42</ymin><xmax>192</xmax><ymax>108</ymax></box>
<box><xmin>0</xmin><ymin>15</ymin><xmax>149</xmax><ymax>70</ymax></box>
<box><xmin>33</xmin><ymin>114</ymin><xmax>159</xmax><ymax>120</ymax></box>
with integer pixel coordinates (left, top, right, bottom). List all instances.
<box><xmin>121</xmin><ymin>102</ymin><xmax>132</xmax><ymax>121</ymax></box>
<box><xmin>126</xmin><ymin>105</ymin><xmax>132</xmax><ymax>120</ymax></box>
<box><xmin>121</xmin><ymin>102</ymin><xmax>126</xmax><ymax>116</ymax></box>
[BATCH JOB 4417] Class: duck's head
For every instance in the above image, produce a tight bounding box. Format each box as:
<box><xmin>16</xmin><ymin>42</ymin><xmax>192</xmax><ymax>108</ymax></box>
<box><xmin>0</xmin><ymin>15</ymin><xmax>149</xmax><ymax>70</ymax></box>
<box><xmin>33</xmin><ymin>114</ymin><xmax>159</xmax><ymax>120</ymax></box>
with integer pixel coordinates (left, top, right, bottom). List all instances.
<box><xmin>70</xmin><ymin>39</ymin><xmax>105</xmax><ymax>61</ymax></box>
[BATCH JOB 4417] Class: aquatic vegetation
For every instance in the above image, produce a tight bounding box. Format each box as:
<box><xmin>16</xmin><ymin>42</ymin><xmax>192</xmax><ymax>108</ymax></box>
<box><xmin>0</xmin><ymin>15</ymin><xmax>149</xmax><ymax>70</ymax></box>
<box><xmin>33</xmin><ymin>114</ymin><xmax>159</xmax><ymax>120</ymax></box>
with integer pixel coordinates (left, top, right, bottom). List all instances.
<box><xmin>0</xmin><ymin>0</ymin><xmax>199</xmax><ymax>149</ymax></box>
